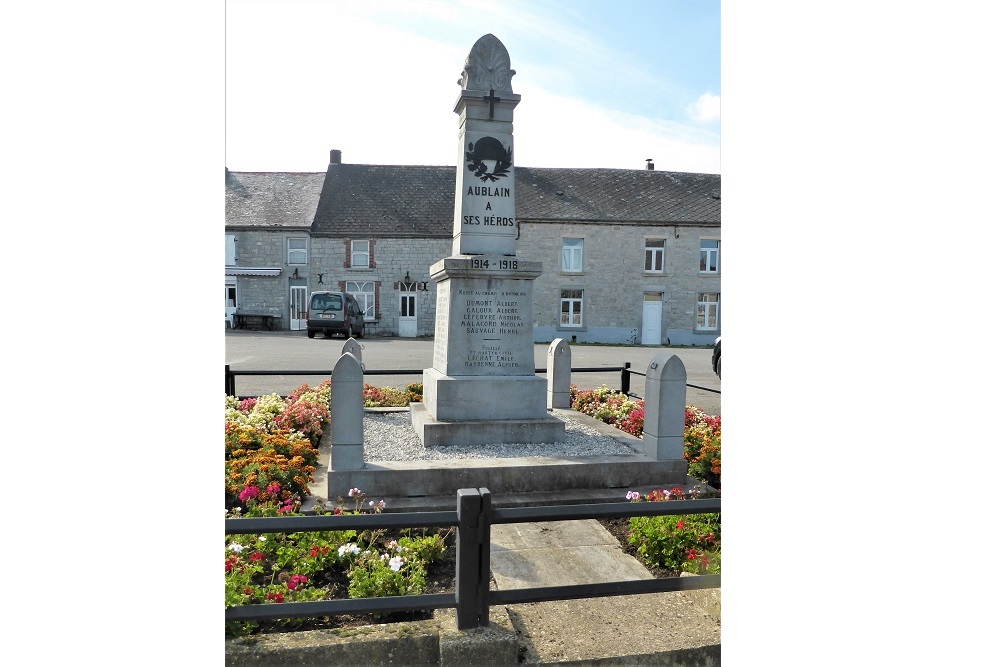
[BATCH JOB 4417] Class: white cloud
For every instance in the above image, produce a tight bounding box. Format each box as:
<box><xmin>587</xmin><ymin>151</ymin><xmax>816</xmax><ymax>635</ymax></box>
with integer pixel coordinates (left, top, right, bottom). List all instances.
<box><xmin>224</xmin><ymin>1</ymin><xmax>720</xmax><ymax>174</ymax></box>
<box><xmin>687</xmin><ymin>93</ymin><xmax>721</xmax><ymax>124</ymax></box>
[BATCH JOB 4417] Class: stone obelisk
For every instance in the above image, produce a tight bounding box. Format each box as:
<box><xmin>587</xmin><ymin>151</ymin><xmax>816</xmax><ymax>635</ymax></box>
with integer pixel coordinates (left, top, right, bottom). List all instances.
<box><xmin>409</xmin><ymin>34</ymin><xmax>565</xmax><ymax>447</ymax></box>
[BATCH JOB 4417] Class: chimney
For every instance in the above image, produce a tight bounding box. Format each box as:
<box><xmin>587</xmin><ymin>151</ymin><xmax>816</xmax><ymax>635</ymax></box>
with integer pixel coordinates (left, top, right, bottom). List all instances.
<box><xmin>330</xmin><ymin>149</ymin><xmax>342</xmax><ymax>165</ymax></box>
<box><xmin>645</xmin><ymin>158</ymin><xmax>654</xmax><ymax>171</ymax></box>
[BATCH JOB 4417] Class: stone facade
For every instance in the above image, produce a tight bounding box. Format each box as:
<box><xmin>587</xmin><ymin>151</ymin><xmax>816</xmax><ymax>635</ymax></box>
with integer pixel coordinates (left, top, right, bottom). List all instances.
<box><xmin>306</xmin><ymin>236</ymin><xmax>451</xmax><ymax>337</ymax></box>
<box><xmin>518</xmin><ymin>222</ymin><xmax>721</xmax><ymax>346</ymax></box>
<box><xmin>225</xmin><ymin>165</ymin><xmax>721</xmax><ymax>344</ymax></box>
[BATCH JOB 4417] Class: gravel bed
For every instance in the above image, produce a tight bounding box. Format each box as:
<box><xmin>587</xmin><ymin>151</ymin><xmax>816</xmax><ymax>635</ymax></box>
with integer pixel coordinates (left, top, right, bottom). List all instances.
<box><xmin>363</xmin><ymin>411</ymin><xmax>639</xmax><ymax>461</ymax></box>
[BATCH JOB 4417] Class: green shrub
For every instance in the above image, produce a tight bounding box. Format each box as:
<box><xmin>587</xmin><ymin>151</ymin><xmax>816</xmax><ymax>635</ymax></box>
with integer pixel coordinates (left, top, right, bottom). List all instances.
<box><xmin>625</xmin><ymin>488</ymin><xmax>720</xmax><ymax>575</ymax></box>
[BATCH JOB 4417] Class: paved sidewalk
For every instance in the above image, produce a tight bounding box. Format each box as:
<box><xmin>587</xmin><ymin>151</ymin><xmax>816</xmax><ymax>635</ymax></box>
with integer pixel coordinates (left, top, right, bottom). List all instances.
<box><xmin>490</xmin><ymin>520</ymin><xmax>721</xmax><ymax>665</ymax></box>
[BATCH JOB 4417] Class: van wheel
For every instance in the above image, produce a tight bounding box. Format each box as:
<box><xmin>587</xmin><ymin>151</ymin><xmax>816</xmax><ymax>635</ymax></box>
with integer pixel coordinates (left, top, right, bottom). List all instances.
<box><xmin>307</xmin><ymin>330</ymin><xmax>316</xmax><ymax>339</ymax></box>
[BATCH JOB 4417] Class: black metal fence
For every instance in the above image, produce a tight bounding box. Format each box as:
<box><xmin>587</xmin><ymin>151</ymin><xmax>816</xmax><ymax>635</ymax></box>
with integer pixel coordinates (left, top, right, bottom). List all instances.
<box><xmin>224</xmin><ymin>363</ymin><xmax>719</xmax><ymax>400</ymax></box>
<box><xmin>225</xmin><ymin>488</ymin><xmax>721</xmax><ymax>630</ymax></box>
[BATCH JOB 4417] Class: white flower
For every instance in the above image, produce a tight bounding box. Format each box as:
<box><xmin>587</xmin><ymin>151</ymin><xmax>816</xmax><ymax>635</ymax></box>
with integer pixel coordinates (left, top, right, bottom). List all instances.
<box><xmin>258</xmin><ymin>536</ymin><xmax>267</xmax><ymax>542</ymax></box>
<box><xmin>338</xmin><ymin>544</ymin><xmax>361</xmax><ymax>558</ymax></box>
<box><xmin>228</xmin><ymin>543</ymin><xmax>245</xmax><ymax>553</ymax></box>
<box><xmin>388</xmin><ymin>556</ymin><xmax>404</xmax><ymax>572</ymax></box>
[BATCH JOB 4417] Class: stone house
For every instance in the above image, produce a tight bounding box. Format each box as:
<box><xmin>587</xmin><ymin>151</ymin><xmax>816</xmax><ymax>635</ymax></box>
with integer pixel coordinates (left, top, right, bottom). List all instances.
<box><xmin>225</xmin><ymin>150</ymin><xmax>721</xmax><ymax>345</ymax></box>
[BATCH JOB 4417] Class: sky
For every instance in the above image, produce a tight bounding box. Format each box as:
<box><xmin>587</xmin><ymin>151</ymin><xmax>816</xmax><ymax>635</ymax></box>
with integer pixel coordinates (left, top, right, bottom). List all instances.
<box><xmin>225</xmin><ymin>0</ymin><xmax>720</xmax><ymax>174</ymax></box>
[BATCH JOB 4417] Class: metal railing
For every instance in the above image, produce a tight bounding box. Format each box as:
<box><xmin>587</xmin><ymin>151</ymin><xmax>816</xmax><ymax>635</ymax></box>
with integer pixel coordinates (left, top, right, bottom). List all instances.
<box><xmin>224</xmin><ymin>363</ymin><xmax>722</xmax><ymax>400</ymax></box>
<box><xmin>225</xmin><ymin>364</ymin><xmax>630</xmax><ymax>398</ymax></box>
<box><xmin>620</xmin><ymin>362</ymin><xmax>721</xmax><ymax>399</ymax></box>
<box><xmin>225</xmin><ymin>488</ymin><xmax>721</xmax><ymax>630</ymax></box>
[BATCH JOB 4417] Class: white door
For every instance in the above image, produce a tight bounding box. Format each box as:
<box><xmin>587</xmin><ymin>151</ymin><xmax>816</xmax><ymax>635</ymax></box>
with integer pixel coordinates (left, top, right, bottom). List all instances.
<box><xmin>641</xmin><ymin>294</ymin><xmax>662</xmax><ymax>345</ymax></box>
<box><xmin>289</xmin><ymin>286</ymin><xmax>307</xmax><ymax>331</ymax></box>
<box><xmin>399</xmin><ymin>290</ymin><xmax>417</xmax><ymax>338</ymax></box>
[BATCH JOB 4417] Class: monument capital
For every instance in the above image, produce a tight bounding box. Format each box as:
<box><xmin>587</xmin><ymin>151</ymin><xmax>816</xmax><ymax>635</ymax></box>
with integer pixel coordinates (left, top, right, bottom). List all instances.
<box><xmin>457</xmin><ymin>33</ymin><xmax>516</xmax><ymax>94</ymax></box>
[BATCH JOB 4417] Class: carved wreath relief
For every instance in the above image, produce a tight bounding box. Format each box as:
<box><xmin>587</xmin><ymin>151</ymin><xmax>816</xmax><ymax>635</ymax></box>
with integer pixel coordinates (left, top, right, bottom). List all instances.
<box><xmin>466</xmin><ymin>136</ymin><xmax>513</xmax><ymax>183</ymax></box>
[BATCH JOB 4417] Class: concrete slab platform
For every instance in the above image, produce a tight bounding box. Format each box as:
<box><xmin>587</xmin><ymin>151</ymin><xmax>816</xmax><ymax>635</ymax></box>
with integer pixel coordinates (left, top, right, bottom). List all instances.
<box><xmin>490</xmin><ymin>519</ymin><xmax>721</xmax><ymax>665</ymax></box>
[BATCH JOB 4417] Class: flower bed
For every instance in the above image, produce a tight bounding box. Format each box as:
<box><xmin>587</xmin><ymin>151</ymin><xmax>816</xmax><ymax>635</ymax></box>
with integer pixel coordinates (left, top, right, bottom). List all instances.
<box><xmin>570</xmin><ymin>384</ymin><xmax>722</xmax><ymax>490</ymax></box>
<box><xmin>225</xmin><ymin>380</ymin><xmax>721</xmax><ymax>633</ymax></box>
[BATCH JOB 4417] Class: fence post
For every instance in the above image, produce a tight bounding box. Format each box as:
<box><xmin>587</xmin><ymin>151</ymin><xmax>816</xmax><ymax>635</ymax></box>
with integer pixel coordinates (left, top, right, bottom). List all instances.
<box><xmin>225</xmin><ymin>364</ymin><xmax>234</xmax><ymax>397</ymax></box>
<box><xmin>642</xmin><ymin>353</ymin><xmax>686</xmax><ymax>460</ymax></box>
<box><xmin>546</xmin><ymin>338</ymin><xmax>571</xmax><ymax>409</ymax></box>
<box><xmin>342</xmin><ymin>338</ymin><xmax>364</xmax><ymax>371</ymax></box>
<box><xmin>456</xmin><ymin>488</ymin><xmax>484</xmax><ymax>629</ymax></box>
<box><xmin>621</xmin><ymin>361</ymin><xmax>631</xmax><ymax>395</ymax></box>
<box><xmin>477</xmin><ymin>487</ymin><xmax>491</xmax><ymax>627</ymax></box>
<box><xmin>329</xmin><ymin>353</ymin><xmax>364</xmax><ymax>470</ymax></box>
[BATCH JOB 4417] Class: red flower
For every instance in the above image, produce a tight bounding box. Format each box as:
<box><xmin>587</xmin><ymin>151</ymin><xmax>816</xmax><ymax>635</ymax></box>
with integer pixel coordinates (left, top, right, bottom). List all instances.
<box><xmin>286</xmin><ymin>574</ymin><xmax>308</xmax><ymax>591</ymax></box>
<box><xmin>333</xmin><ymin>507</ymin><xmax>343</xmax><ymax>515</ymax></box>
<box><xmin>309</xmin><ymin>546</ymin><xmax>319</xmax><ymax>558</ymax></box>
<box><xmin>264</xmin><ymin>591</ymin><xmax>284</xmax><ymax>603</ymax></box>
<box><xmin>685</xmin><ymin>548</ymin><xmax>698</xmax><ymax>561</ymax></box>
<box><xmin>676</xmin><ymin>520</ymin><xmax>684</xmax><ymax>530</ymax></box>
<box><xmin>243</xmin><ymin>587</ymin><xmax>254</xmax><ymax>595</ymax></box>
<box><xmin>249</xmin><ymin>551</ymin><xmax>265</xmax><ymax>562</ymax></box>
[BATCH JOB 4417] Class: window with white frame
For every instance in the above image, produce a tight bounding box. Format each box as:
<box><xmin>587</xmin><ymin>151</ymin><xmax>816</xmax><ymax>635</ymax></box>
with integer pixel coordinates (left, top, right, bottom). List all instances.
<box><xmin>696</xmin><ymin>292</ymin><xmax>719</xmax><ymax>330</ymax></box>
<box><xmin>560</xmin><ymin>289</ymin><xmax>583</xmax><ymax>327</ymax></box>
<box><xmin>700</xmin><ymin>240</ymin><xmax>720</xmax><ymax>273</ymax></box>
<box><xmin>645</xmin><ymin>238</ymin><xmax>665</xmax><ymax>272</ymax></box>
<box><xmin>226</xmin><ymin>235</ymin><xmax>237</xmax><ymax>265</ymax></box>
<box><xmin>351</xmin><ymin>240</ymin><xmax>371</xmax><ymax>268</ymax></box>
<box><xmin>288</xmin><ymin>237</ymin><xmax>307</xmax><ymax>265</ymax></box>
<box><xmin>346</xmin><ymin>280</ymin><xmax>376</xmax><ymax>321</ymax></box>
<box><xmin>561</xmin><ymin>238</ymin><xmax>583</xmax><ymax>272</ymax></box>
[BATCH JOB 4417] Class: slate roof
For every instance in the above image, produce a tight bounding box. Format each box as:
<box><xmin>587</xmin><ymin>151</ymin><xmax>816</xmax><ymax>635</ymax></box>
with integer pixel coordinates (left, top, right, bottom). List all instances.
<box><xmin>228</xmin><ymin>164</ymin><xmax>720</xmax><ymax>235</ymax></box>
<box><xmin>516</xmin><ymin>167</ymin><xmax>720</xmax><ymax>224</ymax></box>
<box><xmin>225</xmin><ymin>170</ymin><xmax>325</xmax><ymax>229</ymax></box>
<box><xmin>311</xmin><ymin>164</ymin><xmax>457</xmax><ymax>238</ymax></box>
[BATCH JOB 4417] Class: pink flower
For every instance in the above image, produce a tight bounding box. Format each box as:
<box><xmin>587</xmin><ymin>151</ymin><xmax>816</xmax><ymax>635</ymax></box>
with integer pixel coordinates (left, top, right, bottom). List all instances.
<box><xmin>266</xmin><ymin>482</ymin><xmax>281</xmax><ymax>495</ymax></box>
<box><xmin>239</xmin><ymin>486</ymin><xmax>260</xmax><ymax>503</ymax></box>
<box><xmin>286</xmin><ymin>574</ymin><xmax>308</xmax><ymax>591</ymax></box>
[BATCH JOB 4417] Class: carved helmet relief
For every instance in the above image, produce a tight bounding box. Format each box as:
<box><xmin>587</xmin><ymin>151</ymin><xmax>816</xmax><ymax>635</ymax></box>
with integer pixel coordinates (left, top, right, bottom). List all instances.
<box><xmin>458</xmin><ymin>33</ymin><xmax>516</xmax><ymax>93</ymax></box>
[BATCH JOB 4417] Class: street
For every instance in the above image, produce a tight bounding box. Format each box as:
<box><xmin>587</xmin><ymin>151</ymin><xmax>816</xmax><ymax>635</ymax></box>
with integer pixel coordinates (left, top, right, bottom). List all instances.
<box><xmin>224</xmin><ymin>331</ymin><xmax>721</xmax><ymax>415</ymax></box>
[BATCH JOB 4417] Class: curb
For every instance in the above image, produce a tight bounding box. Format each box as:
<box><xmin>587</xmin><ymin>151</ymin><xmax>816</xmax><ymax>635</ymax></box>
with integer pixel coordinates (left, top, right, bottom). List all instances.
<box><xmin>225</xmin><ymin>608</ymin><xmax>520</xmax><ymax>666</ymax></box>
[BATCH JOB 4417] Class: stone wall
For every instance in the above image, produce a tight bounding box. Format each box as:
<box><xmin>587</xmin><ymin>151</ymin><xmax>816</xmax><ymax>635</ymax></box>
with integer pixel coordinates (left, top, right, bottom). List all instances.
<box><xmin>517</xmin><ymin>222</ymin><xmax>722</xmax><ymax>345</ymax></box>
<box><xmin>226</xmin><ymin>224</ymin><xmax>720</xmax><ymax>344</ymax></box>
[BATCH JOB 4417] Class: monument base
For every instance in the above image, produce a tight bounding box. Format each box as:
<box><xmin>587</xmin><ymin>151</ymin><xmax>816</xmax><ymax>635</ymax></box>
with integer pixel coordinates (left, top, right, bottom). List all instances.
<box><xmin>422</xmin><ymin>368</ymin><xmax>550</xmax><ymax>420</ymax></box>
<box><xmin>409</xmin><ymin>402</ymin><xmax>566</xmax><ymax>448</ymax></box>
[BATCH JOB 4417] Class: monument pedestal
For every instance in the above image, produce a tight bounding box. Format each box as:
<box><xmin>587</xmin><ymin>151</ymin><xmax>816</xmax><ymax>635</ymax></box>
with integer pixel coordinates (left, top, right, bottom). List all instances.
<box><xmin>411</xmin><ymin>255</ymin><xmax>565</xmax><ymax>446</ymax></box>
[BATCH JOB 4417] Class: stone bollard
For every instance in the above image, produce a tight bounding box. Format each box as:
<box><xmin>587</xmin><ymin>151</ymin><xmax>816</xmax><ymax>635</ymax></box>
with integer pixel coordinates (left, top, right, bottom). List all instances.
<box><xmin>342</xmin><ymin>337</ymin><xmax>364</xmax><ymax>371</ymax></box>
<box><xmin>641</xmin><ymin>353</ymin><xmax>686</xmax><ymax>460</ymax></box>
<box><xmin>546</xmin><ymin>338</ymin><xmax>571</xmax><ymax>409</ymax></box>
<box><xmin>330</xmin><ymin>352</ymin><xmax>364</xmax><ymax>470</ymax></box>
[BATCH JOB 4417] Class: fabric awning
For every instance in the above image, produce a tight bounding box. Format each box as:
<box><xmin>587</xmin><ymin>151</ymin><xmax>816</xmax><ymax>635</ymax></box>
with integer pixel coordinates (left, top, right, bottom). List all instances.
<box><xmin>225</xmin><ymin>267</ymin><xmax>282</xmax><ymax>276</ymax></box>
